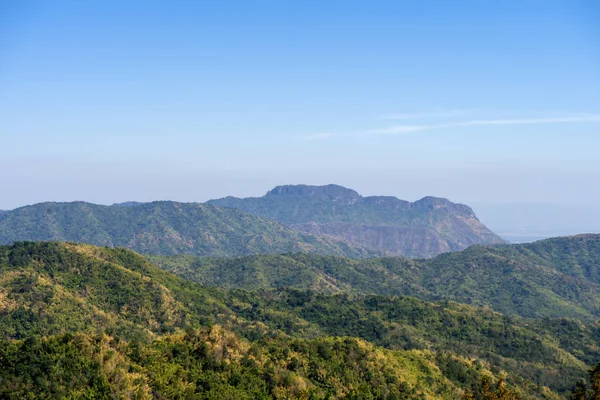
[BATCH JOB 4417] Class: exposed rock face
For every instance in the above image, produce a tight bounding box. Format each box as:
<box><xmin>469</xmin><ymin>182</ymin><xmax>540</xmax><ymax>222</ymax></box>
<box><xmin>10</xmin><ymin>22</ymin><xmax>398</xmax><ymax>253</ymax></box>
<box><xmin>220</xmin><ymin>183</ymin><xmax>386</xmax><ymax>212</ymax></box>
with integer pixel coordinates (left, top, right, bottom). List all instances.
<box><xmin>209</xmin><ymin>184</ymin><xmax>505</xmax><ymax>258</ymax></box>
<box><xmin>294</xmin><ymin>222</ymin><xmax>454</xmax><ymax>258</ymax></box>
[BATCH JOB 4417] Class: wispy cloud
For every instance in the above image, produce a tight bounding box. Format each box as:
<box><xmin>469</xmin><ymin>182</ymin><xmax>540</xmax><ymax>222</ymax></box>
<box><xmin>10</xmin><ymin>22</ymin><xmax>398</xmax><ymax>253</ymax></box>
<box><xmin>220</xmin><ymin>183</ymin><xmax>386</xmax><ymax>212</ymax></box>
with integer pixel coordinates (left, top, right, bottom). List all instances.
<box><xmin>365</xmin><ymin>125</ymin><xmax>427</xmax><ymax>135</ymax></box>
<box><xmin>455</xmin><ymin>114</ymin><xmax>600</xmax><ymax>126</ymax></box>
<box><xmin>299</xmin><ymin>113</ymin><xmax>600</xmax><ymax>141</ymax></box>
<box><xmin>368</xmin><ymin>113</ymin><xmax>600</xmax><ymax>136</ymax></box>
<box><xmin>380</xmin><ymin>109</ymin><xmax>470</xmax><ymax>120</ymax></box>
<box><xmin>298</xmin><ymin>132</ymin><xmax>334</xmax><ymax>141</ymax></box>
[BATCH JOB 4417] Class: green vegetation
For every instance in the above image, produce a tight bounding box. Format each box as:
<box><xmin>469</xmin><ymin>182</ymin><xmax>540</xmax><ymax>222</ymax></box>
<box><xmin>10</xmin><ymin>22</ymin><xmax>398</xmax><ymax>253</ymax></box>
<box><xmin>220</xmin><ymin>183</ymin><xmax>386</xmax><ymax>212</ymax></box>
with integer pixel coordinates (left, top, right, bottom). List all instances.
<box><xmin>0</xmin><ymin>185</ymin><xmax>508</xmax><ymax>259</ymax></box>
<box><xmin>1</xmin><ymin>241</ymin><xmax>600</xmax><ymax>398</ymax></box>
<box><xmin>223</xmin><ymin>289</ymin><xmax>598</xmax><ymax>396</ymax></box>
<box><xmin>208</xmin><ymin>184</ymin><xmax>505</xmax><ymax>257</ymax></box>
<box><xmin>0</xmin><ymin>201</ymin><xmax>373</xmax><ymax>258</ymax></box>
<box><xmin>149</xmin><ymin>252</ymin><xmax>418</xmax><ymax>294</ymax></box>
<box><xmin>152</xmin><ymin>234</ymin><xmax>600</xmax><ymax>320</ymax></box>
<box><xmin>0</xmin><ymin>329</ymin><xmax>473</xmax><ymax>399</ymax></box>
<box><xmin>463</xmin><ymin>377</ymin><xmax>520</xmax><ymax>400</ymax></box>
<box><xmin>569</xmin><ymin>363</ymin><xmax>600</xmax><ymax>400</ymax></box>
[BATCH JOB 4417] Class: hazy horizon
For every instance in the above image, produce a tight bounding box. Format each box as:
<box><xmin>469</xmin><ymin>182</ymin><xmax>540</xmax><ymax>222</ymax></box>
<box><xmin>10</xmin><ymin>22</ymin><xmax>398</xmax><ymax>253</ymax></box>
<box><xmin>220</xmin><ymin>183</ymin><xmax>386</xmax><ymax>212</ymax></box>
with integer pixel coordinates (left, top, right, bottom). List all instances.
<box><xmin>1</xmin><ymin>181</ymin><xmax>598</xmax><ymax>242</ymax></box>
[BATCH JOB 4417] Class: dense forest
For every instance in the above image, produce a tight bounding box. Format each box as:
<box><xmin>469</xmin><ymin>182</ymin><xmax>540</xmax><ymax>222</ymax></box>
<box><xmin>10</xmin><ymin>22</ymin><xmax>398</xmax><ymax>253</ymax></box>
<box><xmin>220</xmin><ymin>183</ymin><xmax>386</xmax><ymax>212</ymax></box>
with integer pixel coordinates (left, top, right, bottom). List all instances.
<box><xmin>0</xmin><ymin>201</ymin><xmax>373</xmax><ymax>258</ymax></box>
<box><xmin>152</xmin><ymin>234</ymin><xmax>600</xmax><ymax>320</ymax></box>
<box><xmin>1</xmin><ymin>241</ymin><xmax>599</xmax><ymax>398</ymax></box>
<box><xmin>0</xmin><ymin>184</ymin><xmax>505</xmax><ymax>260</ymax></box>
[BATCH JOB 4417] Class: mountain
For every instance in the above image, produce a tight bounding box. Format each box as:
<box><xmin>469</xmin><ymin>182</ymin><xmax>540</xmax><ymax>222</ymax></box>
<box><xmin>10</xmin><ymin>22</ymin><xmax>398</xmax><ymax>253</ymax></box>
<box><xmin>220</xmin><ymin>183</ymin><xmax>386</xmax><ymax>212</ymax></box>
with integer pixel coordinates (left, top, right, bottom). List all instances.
<box><xmin>1</xmin><ymin>241</ymin><xmax>598</xmax><ymax>398</ymax></box>
<box><xmin>411</xmin><ymin>234</ymin><xmax>600</xmax><ymax>319</ymax></box>
<box><xmin>1</xmin><ymin>242</ymin><xmax>459</xmax><ymax>398</ymax></box>
<box><xmin>208</xmin><ymin>184</ymin><xmax>505</xmax><ymax>258</ymax></box>
<box><xmin>0</xmin><ymin>185</ymin><xmax>503</xmax><ymax>259</ymax></box>
<box><xmin>150</xmin><ymin>252</ymin><xmax>421</xmax><ymax>295</ymax></box>
<box><xmin>153</xmin><ymin>234</ymin><xmax>600</xmax><ymax>320</ymax></box>
<box><xmin>110</xmin><ymin>201</ymin><xmax>146</xmax><ymax>207</ymax></box>
<box><xmin>0</xmin><ymin>201</ymin><xmax>373</xmax><ymax>258</ymax></box>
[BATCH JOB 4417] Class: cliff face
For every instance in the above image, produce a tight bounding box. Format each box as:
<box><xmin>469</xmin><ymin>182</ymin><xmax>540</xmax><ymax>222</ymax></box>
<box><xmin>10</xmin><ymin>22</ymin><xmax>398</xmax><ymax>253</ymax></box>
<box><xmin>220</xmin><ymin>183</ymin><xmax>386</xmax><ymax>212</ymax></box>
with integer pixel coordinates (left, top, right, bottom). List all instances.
<box><xmin>209</xmin><ymin>184</ymin><xmax>505</xmax><ymax>258</ymax></box>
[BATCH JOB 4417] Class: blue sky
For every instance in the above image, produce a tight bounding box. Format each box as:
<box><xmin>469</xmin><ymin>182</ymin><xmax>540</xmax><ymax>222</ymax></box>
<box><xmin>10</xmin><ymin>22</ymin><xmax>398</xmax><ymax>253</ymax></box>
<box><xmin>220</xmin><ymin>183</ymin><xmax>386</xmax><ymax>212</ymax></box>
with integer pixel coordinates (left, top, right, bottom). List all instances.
<box><xmin>1</xmin><ymin>0</ymin><xmax>599</xmax><ymax>233</ymax></box>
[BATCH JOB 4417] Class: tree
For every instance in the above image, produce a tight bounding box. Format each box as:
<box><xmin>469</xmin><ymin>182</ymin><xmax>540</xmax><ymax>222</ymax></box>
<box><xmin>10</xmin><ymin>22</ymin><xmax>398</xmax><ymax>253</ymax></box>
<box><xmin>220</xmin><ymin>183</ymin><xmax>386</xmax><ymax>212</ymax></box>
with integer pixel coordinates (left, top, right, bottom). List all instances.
<box><xmin>463</xmin><ymin>376</ymin><xmax>520</xmax><ymax>400</ymax></box>
<box><xmin>591</xmin><ymin>363</ymin><xmax>600</xmax><ymax>400</ymax></box>
<box><xmin>570</xmin><ymin>363</ymin><xmax>600</xmax><ymax>400</ymax></box>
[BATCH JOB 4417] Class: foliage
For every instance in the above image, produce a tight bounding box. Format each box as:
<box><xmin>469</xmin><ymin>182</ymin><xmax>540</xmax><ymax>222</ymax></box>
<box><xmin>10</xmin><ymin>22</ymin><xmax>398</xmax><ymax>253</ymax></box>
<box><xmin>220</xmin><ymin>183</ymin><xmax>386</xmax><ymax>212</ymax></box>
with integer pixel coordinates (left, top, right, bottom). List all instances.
<box><xmin>223</xmin><ymin>289</ymin><xmax>593</xmax><ymax>396</ymax></box>
<box><xmin>153</xmin><ymin>234</ymin><xmax>600</xmax><ymax>320</ymax></box>
<box><xmin>569</xmin><ymin>363</ymin><xmax>600</xmax><ymax>400</ymax></box>
<box><xmin>463</xmin><ymin>376</ymin><xmax>521</xmax><ymax>400</ymax></box>
<box><xmin>1</xmin><ymin>242</ymin><xmax>599</xmax><ymax>398</ymax></box>
<box><xmin>0</xmin><ymin>201</ymin><xmax>373</xmax><ymax>258</ymax></box>
<box><xmin>0</xmin><ymin>327</ymin><xmax>476</xmax><ymax>399</ymax></box>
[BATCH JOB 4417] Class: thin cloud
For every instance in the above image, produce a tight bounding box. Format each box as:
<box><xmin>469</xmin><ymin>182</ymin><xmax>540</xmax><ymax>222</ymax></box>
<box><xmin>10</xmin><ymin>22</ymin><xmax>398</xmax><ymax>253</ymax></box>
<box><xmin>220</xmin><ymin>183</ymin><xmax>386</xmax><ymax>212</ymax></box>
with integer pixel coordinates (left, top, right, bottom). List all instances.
<box><xmin>369</xmin><ymin>113</ymin><xmax>600</xmax><ymax>136</ymax></box>
<box><xmin>301</xmin><ymin>113</ymin><xmax>600</xmax><ymax>140</ymax></box>
<box><xmin>365</xmin><ymin>125</ymin><xmax>428</xmax><ymax>135</ymax></box>
<box><xmin>457</xmin><ymin>114</ymin><xmax>600</xmax><ymax>126</ymax></box>
<box><xmin>380</xmin><ymin>109</ymin><xmax>469</xmax><ymax>120</ymax></box>
<box><xmin>299</xmin><ymin>132</ymin><xmax>334</xmax><ymax>141</ymax></box>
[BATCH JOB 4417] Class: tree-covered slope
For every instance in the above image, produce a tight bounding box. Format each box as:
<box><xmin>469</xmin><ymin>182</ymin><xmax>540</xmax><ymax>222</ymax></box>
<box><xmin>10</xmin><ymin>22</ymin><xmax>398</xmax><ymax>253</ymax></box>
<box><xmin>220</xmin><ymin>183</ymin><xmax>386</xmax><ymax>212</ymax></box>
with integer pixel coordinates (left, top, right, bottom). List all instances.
<box><xmin>1</xmin><ymin>328</ymin><xmax>473</xmax><ymax>400</ymax></box>
<box><xmin>153</xmin><ymin>234</ymin><xmax>600</xmax><ymax>320</ymax></box>
<box><xmin>413</xmin><ymin>234</ymin><xmax>600</xmax><ymax>319</ymax></box>
<box><xmin>150</xmin><ymin>252</ymin><xmax>424</xmax><ymax>296</ymax></box>
<box><xmin>208</xmin><ymin>184</ymin><xmax>505</xmax><ymax>258</ymax></box>
<box><xmin>1</xmin><ymin>242</ymin><xmax>599</xmax><ymax>398</ymax></box>
<box><xmin>0</xmin><ymin>201</ymin><xmax>373</xmax><ymax>258</ymax></box>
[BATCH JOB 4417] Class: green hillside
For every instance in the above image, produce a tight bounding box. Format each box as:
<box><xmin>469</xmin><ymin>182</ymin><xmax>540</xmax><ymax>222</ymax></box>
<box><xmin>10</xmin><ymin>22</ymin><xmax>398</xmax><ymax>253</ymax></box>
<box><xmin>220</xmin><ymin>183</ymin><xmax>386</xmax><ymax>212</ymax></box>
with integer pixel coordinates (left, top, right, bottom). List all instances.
<box><xmin>1</xmin><ymin>242</ymin><xmax>599</xmax><ymax>398</ymax></box>
<box><xmin>0</xmin><ymin>201</ymin><xmax>373</xmax><ymax>258</ymax></box>
<box><xmin>208</xmin><ymin>184</ymin><xmax>505</xmax><ymax>258</ymax></box>
<box><xmin>152</xmin><ymin>234</ymin><xmax>600</xmax><ymax>320</ymax></box>
<box><xmin>150</xmin><ymin>252</ymin><xmax>422</xmax><ymax>295</ymax></box>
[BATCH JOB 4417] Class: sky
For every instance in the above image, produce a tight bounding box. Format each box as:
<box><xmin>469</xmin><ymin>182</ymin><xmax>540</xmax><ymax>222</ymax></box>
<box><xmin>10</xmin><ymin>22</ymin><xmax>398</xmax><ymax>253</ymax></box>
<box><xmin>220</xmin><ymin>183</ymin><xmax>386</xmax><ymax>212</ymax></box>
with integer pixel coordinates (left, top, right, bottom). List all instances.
<box><xmin>1</xmin><ymin>0</ymin><xmax>599</xmax><ymax>235</ymax></box>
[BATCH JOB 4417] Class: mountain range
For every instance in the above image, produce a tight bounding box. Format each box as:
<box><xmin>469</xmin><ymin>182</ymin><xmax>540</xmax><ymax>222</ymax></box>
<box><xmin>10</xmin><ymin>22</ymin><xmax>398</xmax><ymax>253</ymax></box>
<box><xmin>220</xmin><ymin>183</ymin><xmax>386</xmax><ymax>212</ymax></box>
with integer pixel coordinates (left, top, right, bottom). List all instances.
<box><xmin>2</xmin><ymin>186</ymin><xmax>596</xmax><ymax>398</ymax></box>
<box><xmin>0</xmin><ymin>185</ymin><xmax>504</xmax><ymax>258</ymax></box>
<box><xmin>1</xmin><ymin>241</ymin><xmax>598</xmax><ymax>398</ymax></box>
<box><xmin>152</xmin><ymin>234</ymin><xmax>600</xmax><ymax>320</ymax></box>
<box><xmin>0</xmin><ymin>200</ymin><xmax>372</xmax><ymax>258</ymax></box>
<box><xmin>209</xmin><ymin>184</ymin><xmax>505</xmax><ymax>257</ymax></box>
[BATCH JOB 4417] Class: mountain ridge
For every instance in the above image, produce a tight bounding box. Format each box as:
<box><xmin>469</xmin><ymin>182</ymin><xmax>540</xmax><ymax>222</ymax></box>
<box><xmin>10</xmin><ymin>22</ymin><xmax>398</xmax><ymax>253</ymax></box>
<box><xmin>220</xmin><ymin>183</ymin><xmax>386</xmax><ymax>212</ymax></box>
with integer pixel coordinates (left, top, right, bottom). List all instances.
<box><xmin>0</xmin><ymin>184</ymin><xmax>506</xmax><ymax>259</ymax></box>
<box><xmin>209</xmin><ymin>184</ymin><xmax>505</xmax><ymax>257</ymax></box>
<box><xmin>152</xmin><ymin>233</ymin><xmax>600</xmax><ymax>320</ymax></box>
<box><xmin>1</xmin><ymin>241</ymin><xmax>598</xmax><ymax>397</ymax></box>
<box><xmin>0</xmin><ymin>200</ymin><xmax>374</xmax><ymax>258</ymax></box>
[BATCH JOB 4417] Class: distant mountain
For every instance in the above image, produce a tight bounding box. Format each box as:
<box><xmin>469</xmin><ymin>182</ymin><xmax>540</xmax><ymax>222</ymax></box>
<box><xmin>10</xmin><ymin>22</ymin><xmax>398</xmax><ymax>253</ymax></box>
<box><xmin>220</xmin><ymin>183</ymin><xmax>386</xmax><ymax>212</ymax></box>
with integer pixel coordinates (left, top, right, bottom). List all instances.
<box><xmin>1</xmin><ymin>241</ymin><xmax>597</xmax><ymax>397</ymax></box>
<box><xmin>0</xmin><ymin>201</ymin><xmax>373</xmax><ymax>257</ymax></box>
<box><xmin>208</xmin><ymin>184</ymin><xmax>505</xmax><ymax>257</ymax></box>
<box><xmin>110</xmin><ymin>201</ymin><xmax>146</xmax><ymax>207</ymax></box>
<box><xmin>153</xmin><ymin>234</ymin><xmax>600</xmax><ymax>320</ymax></box>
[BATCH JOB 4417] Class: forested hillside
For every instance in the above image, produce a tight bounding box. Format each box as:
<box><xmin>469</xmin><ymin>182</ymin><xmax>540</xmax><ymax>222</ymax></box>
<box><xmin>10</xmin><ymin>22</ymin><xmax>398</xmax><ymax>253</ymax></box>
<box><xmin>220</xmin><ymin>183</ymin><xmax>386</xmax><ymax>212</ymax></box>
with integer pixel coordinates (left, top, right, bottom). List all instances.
<box><xmin>0</xmin><ymin>242</ymin><xmax>598</xmax><ymax>398</ymax></box>
<box><xmin>153</xmin><ymin>234</ymin><xmax>600</xmax><ymax>320</ymax></box>
<box><xmin>209</xmin><ymin>184</ymin><xmax>505</xmax><ymax>258</ymax></box>
<box><xmin>0</xmin><ymin>185</ymin><xmax>508</xmax><ymax>260</ymax></box>
<box><xmin>0</xmin><ymin>201</ymin><xmax>373</xmax><ymax>258</ymax></box>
